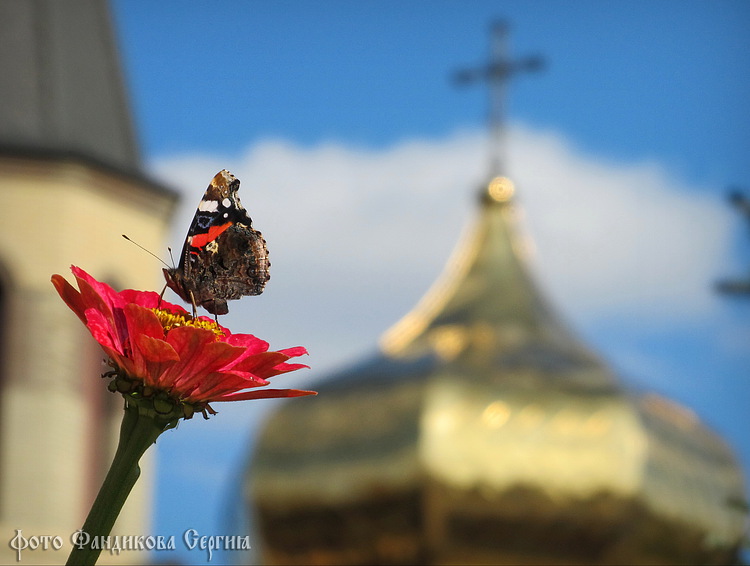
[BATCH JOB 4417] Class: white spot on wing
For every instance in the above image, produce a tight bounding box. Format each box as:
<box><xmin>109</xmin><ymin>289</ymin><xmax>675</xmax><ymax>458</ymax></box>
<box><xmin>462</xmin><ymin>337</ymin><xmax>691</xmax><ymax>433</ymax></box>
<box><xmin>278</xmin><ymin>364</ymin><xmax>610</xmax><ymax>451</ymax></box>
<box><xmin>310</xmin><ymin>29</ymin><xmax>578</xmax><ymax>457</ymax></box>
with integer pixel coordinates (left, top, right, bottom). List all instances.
<box><xmin>222</xmin><ymin>198</ymin><xmax>232</xmax><ymax>208</ymax></box>
<box><xmin>198</xmin><ymin>199</ymin><xmax>219</xmax><ymax>212</ymax></box>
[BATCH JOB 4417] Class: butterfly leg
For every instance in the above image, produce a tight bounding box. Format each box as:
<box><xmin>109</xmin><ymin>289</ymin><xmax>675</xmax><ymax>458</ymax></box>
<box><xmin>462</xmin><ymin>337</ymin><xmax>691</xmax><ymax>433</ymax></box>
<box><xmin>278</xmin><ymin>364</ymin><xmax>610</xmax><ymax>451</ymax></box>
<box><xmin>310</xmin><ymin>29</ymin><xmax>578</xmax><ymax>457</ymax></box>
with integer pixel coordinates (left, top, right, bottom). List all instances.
<box><xmin>157</xmin><ymin>283</ymin><xmax>168</xmax><ymax>308</ymax></box>
<box><xmin>188</xmin><ymin>290</ymin><xmax>198</xmax><ymax>318</ymax></box>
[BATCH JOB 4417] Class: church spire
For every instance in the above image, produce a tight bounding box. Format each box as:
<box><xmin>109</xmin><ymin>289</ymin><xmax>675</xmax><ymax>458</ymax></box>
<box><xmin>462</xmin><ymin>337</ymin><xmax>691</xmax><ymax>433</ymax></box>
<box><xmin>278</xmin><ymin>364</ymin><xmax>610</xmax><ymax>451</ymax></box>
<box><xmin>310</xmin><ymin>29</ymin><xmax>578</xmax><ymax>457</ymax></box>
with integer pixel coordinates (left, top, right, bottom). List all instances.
<box><xmin>453</xmin><ymin>20</ymin><xmax>543</xmax><ymax>181</ymax></box>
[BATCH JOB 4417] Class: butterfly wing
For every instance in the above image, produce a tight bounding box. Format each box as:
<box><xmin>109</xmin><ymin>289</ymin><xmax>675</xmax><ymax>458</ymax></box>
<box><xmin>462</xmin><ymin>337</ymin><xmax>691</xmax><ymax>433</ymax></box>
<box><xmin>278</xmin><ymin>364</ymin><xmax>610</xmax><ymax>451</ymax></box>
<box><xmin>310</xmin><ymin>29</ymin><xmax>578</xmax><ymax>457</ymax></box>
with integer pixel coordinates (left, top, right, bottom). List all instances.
<box><xmin>163</xmin><ymin>170</ymin><xmax>270</xmax><ymax>315</ymax></box>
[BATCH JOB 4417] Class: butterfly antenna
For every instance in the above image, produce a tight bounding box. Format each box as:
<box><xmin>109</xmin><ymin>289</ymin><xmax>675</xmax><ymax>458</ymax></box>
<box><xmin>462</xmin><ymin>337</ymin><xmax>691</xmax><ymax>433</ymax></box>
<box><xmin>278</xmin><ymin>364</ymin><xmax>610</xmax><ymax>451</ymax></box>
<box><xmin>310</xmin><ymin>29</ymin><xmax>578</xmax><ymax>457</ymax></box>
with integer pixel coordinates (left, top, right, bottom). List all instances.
<box><xmin>167</xmin><ymin>247</ymin><xmax>177</xmax><ymax>269</ymax></box>
<box><xmin>122</xmin><ymin>234</ymin><xmax>172</xmax><ymax>269</ymax></box>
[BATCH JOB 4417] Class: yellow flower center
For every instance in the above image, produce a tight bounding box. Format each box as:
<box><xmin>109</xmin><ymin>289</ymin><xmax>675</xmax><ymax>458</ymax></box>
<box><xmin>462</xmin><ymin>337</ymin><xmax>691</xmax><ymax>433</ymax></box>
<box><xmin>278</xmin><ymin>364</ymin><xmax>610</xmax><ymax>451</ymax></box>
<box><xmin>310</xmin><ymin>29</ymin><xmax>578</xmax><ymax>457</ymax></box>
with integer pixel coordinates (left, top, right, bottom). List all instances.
<box><xmin>151</xmin><ymin>308</ymin><xmax>225</xmax><ymax>338</ymax></box>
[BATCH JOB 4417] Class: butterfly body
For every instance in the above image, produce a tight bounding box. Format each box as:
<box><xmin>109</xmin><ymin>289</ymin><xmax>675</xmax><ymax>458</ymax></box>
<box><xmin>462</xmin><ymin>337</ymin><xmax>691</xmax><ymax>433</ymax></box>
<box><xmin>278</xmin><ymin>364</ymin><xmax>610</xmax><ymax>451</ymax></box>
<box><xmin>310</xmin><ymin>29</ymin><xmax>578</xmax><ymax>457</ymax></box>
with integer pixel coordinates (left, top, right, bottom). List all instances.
<box><xmin>163</xmin><ymin>170</ymin><xmax>270</xmax><ymax>316</ymax></box>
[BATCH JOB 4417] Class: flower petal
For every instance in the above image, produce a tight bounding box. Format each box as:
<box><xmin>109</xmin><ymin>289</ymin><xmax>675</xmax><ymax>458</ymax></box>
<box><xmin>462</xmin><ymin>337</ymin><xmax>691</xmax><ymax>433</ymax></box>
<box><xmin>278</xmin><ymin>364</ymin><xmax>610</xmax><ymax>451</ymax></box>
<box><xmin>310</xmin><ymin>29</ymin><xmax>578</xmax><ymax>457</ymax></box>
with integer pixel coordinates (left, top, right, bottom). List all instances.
<box><xmin>119</xmin><ymin>289</ymin><xmax>165</xmax><ymax>310</ymax></box>
<box><xmin>84</xmin><ymin>307</ymin><xmax>122</xmax><ymax>354</ymax></box>
<box><xmin>185</xmin><ymin>370</ymin><xmax>268</xmax><ymax>401</ymax></box>
<box><xmin>263</xmin><ymin>361</ymin><xmax>311</xmax><ymax>378</ymax></box>
<box><xmin>74</xmin><ymin>276</ymin><xmax>128</xmax><ymax>349</ymax></box>
<box><xmin>135</xmin><ymin>334</ymin><xmax>180</xmax><ymax>362</ymax></box>
<box><xmin>278</xmin><ymin>346</ymin><xmax>309</xmax><ymax>358</ymax></box>
<box><xmin>161</xmin><ymin>327</ymin><xmax>242</xmax><ymax>393</ymax></box>
<box><xmin>225</xmin><ymin>333</ymin><xmax>270</xmax><ymax>354</ymax></box>
<box><xmin>213</xmin><ymin>388</ymin><xmax>317</xmax><ymax>402</ymax></box>
<box><xmin>230</xmin><ymin>351</ymin><xmax>292</xmax><ymax>377</ymax></box>
<box><xmin>134</xmin><ymin>334</ymin><xmax>180</xmax><ymax>387</ymax></box>
<box><xmin>118</xmin><ymin>303</ymin><xmax>169</xmax><ymax>377</ymax></box>
<box><xmin>51</xmin><ymin>274</ymin><xmax>87</xmax><ymax>323</ymax></box>
<box><xmin>72</xmin><ymin>266</ymin><xmax>123</xmax><ymax>308</ymax></box>
<box><xmin>124</xmin><ymin>303</ymin><xmax>166</xmax><ymax>341</ymax></box>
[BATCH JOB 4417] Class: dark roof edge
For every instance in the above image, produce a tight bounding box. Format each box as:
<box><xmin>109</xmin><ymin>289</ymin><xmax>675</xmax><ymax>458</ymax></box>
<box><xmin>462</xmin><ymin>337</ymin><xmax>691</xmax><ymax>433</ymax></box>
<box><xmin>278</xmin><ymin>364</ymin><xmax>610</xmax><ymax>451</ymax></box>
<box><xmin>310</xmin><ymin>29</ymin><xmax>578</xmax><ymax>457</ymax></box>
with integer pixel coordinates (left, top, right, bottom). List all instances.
<box><xmin>0</xmin><ymin>144</ymin><xmax>179</xmax><ymax>202</ymax></box>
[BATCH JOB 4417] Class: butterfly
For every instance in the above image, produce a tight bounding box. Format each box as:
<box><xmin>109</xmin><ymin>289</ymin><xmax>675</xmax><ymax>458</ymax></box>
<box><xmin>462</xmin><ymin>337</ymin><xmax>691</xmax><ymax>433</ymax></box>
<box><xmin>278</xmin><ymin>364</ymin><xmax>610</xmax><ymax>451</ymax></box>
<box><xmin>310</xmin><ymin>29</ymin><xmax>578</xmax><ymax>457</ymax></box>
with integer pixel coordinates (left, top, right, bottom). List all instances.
<box><xmin>163</xmin><ymin>170</ymin><xmax>270</xmax><ymax>316</ymax></box>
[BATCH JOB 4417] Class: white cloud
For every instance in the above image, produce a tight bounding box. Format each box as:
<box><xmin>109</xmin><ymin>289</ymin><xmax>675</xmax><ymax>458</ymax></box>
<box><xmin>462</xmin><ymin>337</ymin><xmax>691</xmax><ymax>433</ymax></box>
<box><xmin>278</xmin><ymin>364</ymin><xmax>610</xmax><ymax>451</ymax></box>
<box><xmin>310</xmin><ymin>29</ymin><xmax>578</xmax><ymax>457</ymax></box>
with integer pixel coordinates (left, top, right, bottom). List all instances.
<box><xmin>508</xmin><ymin>127</ymin><xmax>733</xmax><ymax>322</ymax></box>
<box><xmin>148</xmin><ymin>124</ymin><xmax>734</xmax><ymax>375</ymax></box>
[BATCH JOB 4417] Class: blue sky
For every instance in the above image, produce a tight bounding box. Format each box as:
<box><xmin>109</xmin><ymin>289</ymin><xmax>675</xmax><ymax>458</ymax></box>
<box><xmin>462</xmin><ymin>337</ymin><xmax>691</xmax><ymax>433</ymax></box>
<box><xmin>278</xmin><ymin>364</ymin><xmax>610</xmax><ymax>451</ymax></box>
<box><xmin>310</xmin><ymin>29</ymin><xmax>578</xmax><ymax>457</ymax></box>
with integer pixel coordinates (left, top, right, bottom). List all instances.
<box><xmin>110</xmin><ymin>1</ymin><xmax>749</xmax><ymax>564</ymax></box>
<box><xmin>115</xmin><ymin>0</ymin><xmax>750</xmax><ymax>183</ymax></box>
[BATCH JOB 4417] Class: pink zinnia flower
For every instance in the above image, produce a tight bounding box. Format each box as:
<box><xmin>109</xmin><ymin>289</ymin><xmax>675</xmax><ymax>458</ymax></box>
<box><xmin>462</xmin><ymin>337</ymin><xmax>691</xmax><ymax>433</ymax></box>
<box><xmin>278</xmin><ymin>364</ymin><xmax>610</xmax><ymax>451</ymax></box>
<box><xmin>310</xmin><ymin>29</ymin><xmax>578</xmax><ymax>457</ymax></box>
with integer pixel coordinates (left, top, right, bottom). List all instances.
<box><xmin>52</xmin><ymin>266</ymin><xmax>315</xmax><ymax>419</ymax></box>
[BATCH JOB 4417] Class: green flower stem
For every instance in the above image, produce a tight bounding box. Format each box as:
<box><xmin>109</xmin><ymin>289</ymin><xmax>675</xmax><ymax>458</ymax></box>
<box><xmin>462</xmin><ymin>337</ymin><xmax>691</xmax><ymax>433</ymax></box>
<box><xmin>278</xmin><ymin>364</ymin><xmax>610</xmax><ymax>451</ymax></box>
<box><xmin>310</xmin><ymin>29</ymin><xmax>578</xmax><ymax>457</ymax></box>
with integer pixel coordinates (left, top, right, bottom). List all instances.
<box><xmin>66</xmin><ymin>397</ymin><xmax>176</xmax><ymax>566</ymax></box>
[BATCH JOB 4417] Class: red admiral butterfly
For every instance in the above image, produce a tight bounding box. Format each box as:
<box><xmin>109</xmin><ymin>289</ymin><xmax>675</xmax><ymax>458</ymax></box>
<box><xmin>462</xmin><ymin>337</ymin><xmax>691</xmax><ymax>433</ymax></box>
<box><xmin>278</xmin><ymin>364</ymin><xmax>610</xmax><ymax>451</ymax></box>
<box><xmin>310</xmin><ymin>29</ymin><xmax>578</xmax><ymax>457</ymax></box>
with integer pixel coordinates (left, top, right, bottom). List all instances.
<box><xmin>163</xmin><ymin>170</ymin><xmax>270</xmax><ymax>316</ymax></box>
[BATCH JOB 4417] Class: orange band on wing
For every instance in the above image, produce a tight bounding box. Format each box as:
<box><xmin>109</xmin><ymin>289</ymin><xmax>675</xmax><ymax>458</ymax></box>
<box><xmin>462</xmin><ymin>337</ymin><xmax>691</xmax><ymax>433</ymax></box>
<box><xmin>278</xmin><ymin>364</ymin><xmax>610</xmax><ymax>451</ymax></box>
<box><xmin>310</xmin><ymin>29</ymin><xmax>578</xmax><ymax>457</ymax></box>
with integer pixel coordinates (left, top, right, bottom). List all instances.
<box><xmin>189</xmin><ymin>222</ymin><xmax>232</xmax><ymax>248</ymax></box>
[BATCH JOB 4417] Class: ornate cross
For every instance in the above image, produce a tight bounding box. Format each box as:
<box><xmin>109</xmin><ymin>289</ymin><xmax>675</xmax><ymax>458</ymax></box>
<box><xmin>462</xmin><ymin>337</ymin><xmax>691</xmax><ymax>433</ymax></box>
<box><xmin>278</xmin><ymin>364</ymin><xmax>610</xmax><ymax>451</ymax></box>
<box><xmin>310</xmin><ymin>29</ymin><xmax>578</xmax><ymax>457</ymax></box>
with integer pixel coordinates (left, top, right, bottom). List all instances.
<box><xmin>454</xmin><ymin>20</ymin><xmax>543</xmax><ymax>179</ymax></box>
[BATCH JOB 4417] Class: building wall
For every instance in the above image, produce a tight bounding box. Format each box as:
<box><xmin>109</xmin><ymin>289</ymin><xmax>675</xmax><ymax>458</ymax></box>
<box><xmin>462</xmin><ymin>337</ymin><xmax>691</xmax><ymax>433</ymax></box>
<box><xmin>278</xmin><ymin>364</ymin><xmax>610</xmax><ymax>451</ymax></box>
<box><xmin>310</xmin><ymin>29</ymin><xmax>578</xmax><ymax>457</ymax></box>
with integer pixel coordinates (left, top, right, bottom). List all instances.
<box><xmin>0</xmin><ymin>155</ymin><xmax>176</xmax><ymax>564</ymax></box>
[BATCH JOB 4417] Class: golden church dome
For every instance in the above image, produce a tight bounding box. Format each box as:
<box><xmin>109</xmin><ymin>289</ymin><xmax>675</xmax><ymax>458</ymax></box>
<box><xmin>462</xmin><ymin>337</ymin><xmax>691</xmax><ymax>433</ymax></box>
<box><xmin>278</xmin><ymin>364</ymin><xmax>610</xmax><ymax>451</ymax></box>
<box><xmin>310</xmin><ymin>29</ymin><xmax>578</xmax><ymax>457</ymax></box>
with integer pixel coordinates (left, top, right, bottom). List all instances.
<box><xmin>249</xmin><ymin>177</ymin><xmax>746</xmax><ymax>565</ymax></box>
